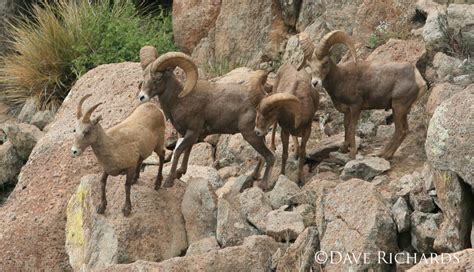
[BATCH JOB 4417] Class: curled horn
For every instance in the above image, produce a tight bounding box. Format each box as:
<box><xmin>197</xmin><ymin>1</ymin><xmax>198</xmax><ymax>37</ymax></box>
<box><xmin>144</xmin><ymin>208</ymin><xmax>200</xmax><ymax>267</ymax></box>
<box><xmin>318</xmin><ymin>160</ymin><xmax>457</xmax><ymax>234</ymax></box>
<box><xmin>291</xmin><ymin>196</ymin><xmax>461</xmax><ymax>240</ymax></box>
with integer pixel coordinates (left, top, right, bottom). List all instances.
<box><xmin>82</xmin><ymin>102</ymin><xmax>103</xmax><ymax>123</ymax></box>
<box><xmin>316</xmin><ymin>30</ymin><xmax>357</xmax><ymax>62</ymax></box>
<box><xmin>298</xmin><ymin>32</ymin><xmax>315</xmax><ymax>70</ymax></box>
<box><xmin>248</xmin><ymin>70</ymin><xmax>269</xmax><ymax>92</ymax></box>
<box><xmin>260</xmin><ymin>93</ymin><xmax>302</xmax><ymax>128</ymax></box>
<box><xmin>150</xmin><ymin>52</ymin><xmax>198</xmax><ymax>98</ymax></box>
<box><xmin>140</xmin><ymin>46</ymin><xmax>158</xmax><ymax>70</ymax></box>
<box><xmin>77</xmin><ymin>94</ymin><xmax>92</xmax><ymax>119</ymax></box>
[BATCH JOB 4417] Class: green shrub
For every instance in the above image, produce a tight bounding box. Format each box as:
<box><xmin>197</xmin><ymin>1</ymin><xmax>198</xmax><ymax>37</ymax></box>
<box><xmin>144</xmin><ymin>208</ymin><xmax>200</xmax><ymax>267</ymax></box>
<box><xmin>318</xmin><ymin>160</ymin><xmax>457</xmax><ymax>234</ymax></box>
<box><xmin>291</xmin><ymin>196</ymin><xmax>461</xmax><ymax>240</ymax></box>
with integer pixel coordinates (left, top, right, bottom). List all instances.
<box><xmin>0</xmin><ymin>0</ymin><xmax>175</xmax><ymax>111</ymax></box>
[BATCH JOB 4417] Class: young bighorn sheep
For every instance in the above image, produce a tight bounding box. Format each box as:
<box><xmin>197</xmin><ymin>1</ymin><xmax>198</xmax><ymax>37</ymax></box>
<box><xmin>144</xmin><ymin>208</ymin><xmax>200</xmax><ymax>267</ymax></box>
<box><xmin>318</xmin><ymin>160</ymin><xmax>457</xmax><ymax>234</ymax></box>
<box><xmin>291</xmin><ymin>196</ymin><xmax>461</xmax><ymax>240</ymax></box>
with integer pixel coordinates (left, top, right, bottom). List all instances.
<box><xmin>71</xmin><ymin>95</ymin><xmax>166</xmax><ymax>216</ymax></box>
<box><xmin>254</xmin><ymin>64</ymin><xmax>319</xmax><ymax>185</ymax></box>
<box><xmin>299</xmin><ymin>31</ymin><xmax>427</xmax><ymax>159</ymax></box>
<box><xmin>138</xmin><ymin>46</ymin><xmax>275</xmax><ymax>190</ymax></box>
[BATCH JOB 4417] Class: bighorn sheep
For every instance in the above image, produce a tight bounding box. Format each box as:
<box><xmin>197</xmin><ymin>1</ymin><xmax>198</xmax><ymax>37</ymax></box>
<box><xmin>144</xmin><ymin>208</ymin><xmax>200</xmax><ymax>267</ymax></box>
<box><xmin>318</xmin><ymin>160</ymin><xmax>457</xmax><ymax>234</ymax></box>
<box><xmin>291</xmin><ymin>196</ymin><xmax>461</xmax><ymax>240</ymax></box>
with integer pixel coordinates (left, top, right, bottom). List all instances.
<box><xmin>254</xmin><ymin>64</ymin><xmax>319</xmax><ymax>185</ymax></box>
<box><xmin>71</xmin><ymin>95</ymin><xmax>166</xmax><ymax>216</ymax></box>
<box><xmin>138</xmin><ymin>47</ymin><xmax>275</xmax><ymax>190</ymax></box>
<box><xmin>299</xmin><ymin>30</ymin><xmax>427</xmax><ymax>159</ymax></box>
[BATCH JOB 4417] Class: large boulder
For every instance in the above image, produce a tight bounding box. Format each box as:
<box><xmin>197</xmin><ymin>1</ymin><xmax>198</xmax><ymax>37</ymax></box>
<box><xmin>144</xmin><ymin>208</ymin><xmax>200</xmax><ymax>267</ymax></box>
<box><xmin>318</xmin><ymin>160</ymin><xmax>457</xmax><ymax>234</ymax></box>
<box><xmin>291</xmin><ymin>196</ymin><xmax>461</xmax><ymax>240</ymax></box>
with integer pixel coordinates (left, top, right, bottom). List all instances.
<box><xmin>65</xmin><ymin>173</ymin><xmax>187</xmax><ymax>271</ymax></box>
<box><xmin>0</xmin><ymin>62</ymin><xmax>170</xmax><ymax>270</ymax></box>
<box><xmin>410</xmin><ymin>211</ymin><xmax>443</xmax><ymax>253</ymax></box>
<box><xmin>192</xmin><ymin>0</ymin><xmax>288</xmax><ymax>70</ymax></box>
<box><xmin>340</xmin><ymin>156</ymin><xmax>391</xmax><ymax>181</ymax></box>
<box><xmin>2</xmin><ymin>122</ymin><xmax>43</xmax><ymax>161</ymax></box>
<box><xmin>172</xmin><ymin>0</ymin><xmax>222</xmax><ymax>54</ymax></box>
<box><xmin>426</xmin><ymin>88</ymin><xmax>473</xmax><ymax>185</ymax></box>
<box><xmin>426</xmin><ymin>83</ymin><xmax>464</xmax><ymax>117</ymax></box>
<box><xmin>100</xmin><ymin>235</ymin><xmax>285</xmax><ymax>272</ymax></box>
<box><xmin>366</xmin><ymin>39</ymin><xmax>426</xmax><ymax>64</ymax></box>
<box><xmin>422</xmin><ymin>8</ymin><xmax>449</xmax><ymax>51</ymax></box>
<box><xmin>0</xmin><ymin>141</ymin><xmax>22</xmax><ymax>185</ymax></box>
<box><xmin>433</xmin><ymin>170</ymin><xmax>473</xmax><ymax>252</ymax></box>
<box><xmin>320</xmin><ymin>179</ymin><xmax>397</xmax><ymax>271</ymax></box>
<box><xmin>181</xmin><ymin>177</ymin><xmax>218</xmax><ymax>244</ymax></box>
<box><xmin>447</xmin><ymin>4</ymin><xmax>474</xmax><ymax>51</ymax></box>
<box><xmin>275</xmin><ymin>227</ymin><xmax>319</xmax><ymax>272</ymax></box>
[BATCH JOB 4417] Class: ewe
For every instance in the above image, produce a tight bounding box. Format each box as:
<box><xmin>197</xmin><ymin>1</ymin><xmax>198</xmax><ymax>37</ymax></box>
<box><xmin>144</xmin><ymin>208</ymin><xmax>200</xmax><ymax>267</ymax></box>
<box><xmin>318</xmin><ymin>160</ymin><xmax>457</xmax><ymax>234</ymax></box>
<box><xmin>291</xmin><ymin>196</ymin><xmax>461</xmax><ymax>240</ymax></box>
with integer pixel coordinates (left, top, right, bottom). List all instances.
<box><xmin>71</xmin><ymin>94</ymin><xmax>166</xmax><ymax>216</ymax></box>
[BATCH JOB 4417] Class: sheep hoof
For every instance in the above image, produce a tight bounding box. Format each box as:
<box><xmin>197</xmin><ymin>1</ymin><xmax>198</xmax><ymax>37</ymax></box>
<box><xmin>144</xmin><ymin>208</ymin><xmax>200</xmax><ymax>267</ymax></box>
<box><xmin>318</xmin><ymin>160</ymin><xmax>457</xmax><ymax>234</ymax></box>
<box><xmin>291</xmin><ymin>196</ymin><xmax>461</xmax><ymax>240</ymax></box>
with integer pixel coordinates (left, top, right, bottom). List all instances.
<box><xmin>97</xmin><ymin>203</ymin><xmax>106</xmax><ymax>214</ymax></box>
<box><xmin>339</xmin><ymin>144</ymin><xmax>349</xmax><ymax>153</ymax></box>
<box><xmin>122</xmin><ymin>205</ymin><xmax>131</xmax><ymax>217</ymax></box>
<box><xmin>163</xmin><ymin>178</ymin><xmax>175</xmax><ymax>188</ymax></box>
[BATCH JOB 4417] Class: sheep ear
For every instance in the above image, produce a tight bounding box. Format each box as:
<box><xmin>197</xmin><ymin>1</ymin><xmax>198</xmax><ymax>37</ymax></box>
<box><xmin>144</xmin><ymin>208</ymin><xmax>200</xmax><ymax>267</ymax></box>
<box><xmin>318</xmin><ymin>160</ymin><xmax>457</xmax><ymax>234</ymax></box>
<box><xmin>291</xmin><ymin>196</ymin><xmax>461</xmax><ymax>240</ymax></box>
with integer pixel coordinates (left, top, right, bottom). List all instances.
<box><xmin>92</xmin><ymin>115</ymin><xmax>102</xmax><ymax>125</ymax></box>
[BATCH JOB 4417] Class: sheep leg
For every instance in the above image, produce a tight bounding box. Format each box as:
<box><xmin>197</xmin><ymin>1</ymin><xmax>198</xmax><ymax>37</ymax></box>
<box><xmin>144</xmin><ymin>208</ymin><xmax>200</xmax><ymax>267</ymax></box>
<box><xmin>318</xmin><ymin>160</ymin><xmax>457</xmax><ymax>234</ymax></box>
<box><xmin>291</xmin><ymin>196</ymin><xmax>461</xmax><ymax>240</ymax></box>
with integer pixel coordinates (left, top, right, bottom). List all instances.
<box><xmin>155</xmin><ymin>150</ymin><xmax>165</xmax><ymax>190</ymax></box>
<box><xmin>242</xmin><ymin>132</ymin><xmax>275</xmax><ymax>191</ymax></box>
<box><xmin>340</xmin><ymin>112</ymin><xmax>350</xmax><ymax>153</ymax></box>
<box><xmin>177</xmin><ymin>146</ymin><xmax>192</xmax><ymax>178</ymax></box>
<box><xmin>97</xmin><ymin>172</ymin><xmax>108</xmax><ymax>214</ymax></box>
<box><xmin>297</xmin><ymin>128</ymin><xmax>311</xmax><ymax>186</ymax></box>
<box><xmin>250</xmin><ymin>156</ymin><xmax>264</xmax><ymax>180</ymax></box>
<box><xmin>122</xmin><ymin>170</ymin><xmax>134</xmax><ymax>217</ymax></box>
<box><xmin>292</xmin><ymin>136</ymin><xmax>299</xmax><ymax>159</ymax></box>
<box><xmin>280</xmin><ymin>129</ymin><xmax>290</xmax><ymax>175</ymax></box>
<box><xmin>348</xmin><ymin>107</ymin><xmax>361</xmax><ymax>159</ymax></box>
<box><xmin>270</xmin><ymin>123</ymin><xmax>277</xmax><ymax>151</ymax></box>
<box><xmin>380</xmin><ymin>103</ymin><xmax>409</xmax><ymax>159</ymax></box>
<box><xmin>163</xmin><ymin>131</ymin><xmax>198</xmax><ymax>187</ymax></box>
<box><xmin>132</xmin><ymin>157</ymin><xmax>143</xmax><ymax>185</ymax></box>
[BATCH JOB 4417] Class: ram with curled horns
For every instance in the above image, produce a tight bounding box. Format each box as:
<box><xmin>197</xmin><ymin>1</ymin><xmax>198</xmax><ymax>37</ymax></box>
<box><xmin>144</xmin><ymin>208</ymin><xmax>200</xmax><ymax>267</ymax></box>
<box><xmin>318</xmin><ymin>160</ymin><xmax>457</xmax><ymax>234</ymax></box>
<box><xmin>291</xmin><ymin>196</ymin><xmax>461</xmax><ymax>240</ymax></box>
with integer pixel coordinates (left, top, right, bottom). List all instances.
<box><xmin>299</xmin><ymin>30</ymin><xmax>427</xmax><ymax>159</ymax></box>
<box><xmin>138</xmin><ymin>46</ymin><xmax>275</xmax><ymax>190</ymax></box>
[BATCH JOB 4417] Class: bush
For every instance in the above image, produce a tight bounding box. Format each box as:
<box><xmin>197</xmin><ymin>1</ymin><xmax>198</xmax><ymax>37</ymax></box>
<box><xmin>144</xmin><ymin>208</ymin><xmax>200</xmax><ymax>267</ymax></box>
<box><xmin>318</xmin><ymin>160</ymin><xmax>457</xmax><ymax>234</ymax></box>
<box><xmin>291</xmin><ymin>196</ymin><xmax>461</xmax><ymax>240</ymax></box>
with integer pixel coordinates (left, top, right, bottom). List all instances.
<box><xmin>0</xmin><ymin>0</ymin><xmax>175</xmax><ymax>111</ymax></box>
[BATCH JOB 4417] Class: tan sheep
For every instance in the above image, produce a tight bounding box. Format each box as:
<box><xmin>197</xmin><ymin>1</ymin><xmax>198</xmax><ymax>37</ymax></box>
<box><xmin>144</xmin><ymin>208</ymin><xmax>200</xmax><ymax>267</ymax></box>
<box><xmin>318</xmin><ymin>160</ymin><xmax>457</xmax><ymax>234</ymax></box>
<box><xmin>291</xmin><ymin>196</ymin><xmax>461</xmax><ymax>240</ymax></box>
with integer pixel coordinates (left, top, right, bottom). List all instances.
<box><xmin>299</xmin><ymin>30</ymin><xmax>427</xmax><ymax>159</ymax></box>
<box><xmin>254</xmin><ymin>64</ymin><xmax>319</xmax><ymax>185</ymax></box>
<box><xmin>71</xmin><ymin>94</ymin><xmax>166</xmax><ymax>216</ymax></box>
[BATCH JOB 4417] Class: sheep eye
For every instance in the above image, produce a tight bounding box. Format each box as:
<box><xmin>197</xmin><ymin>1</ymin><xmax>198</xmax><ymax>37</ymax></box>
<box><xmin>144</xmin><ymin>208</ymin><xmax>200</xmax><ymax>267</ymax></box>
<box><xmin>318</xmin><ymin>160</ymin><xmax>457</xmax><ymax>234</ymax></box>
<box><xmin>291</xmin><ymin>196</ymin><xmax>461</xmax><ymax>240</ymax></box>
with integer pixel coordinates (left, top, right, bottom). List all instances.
<box><xmin>73</xmin><ymin>129</ymin><xmax>76</xmax><ymax>133</ymax></box>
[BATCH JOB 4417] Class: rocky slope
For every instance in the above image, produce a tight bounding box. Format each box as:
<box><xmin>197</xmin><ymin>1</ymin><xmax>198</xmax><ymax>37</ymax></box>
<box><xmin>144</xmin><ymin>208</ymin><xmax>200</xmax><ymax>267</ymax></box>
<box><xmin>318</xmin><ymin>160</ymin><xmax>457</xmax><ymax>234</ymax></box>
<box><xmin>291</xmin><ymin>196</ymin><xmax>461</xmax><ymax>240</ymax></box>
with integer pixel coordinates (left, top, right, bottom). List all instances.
<box><xmin>0</xmin><ymin>0</ymin><xmax>472</xmax><ymax>271</ymax></box>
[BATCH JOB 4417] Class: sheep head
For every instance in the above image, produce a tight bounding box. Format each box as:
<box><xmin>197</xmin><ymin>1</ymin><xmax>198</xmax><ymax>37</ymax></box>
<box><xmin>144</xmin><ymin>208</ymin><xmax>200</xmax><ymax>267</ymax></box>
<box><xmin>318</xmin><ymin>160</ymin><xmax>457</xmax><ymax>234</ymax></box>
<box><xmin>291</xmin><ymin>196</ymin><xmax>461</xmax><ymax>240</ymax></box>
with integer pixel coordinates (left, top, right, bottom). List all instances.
<box><xmin>299</xmin><ymin>30</ymin><xmax>357</xmax><ymax>88</ymax></box>
<box><xmin>138</xmin><ymin>46</ymin><xmax>198</xmax><ymax>102</ymax></box>
<box><xmin>71</xmin><ymin>94</ymin><xmax>103</xmax><ymax>157</ymax></box>
<box><xmin>254</xmin><ymin>93</ymin><xmax>302</xmax><ymax>137</ymax></box>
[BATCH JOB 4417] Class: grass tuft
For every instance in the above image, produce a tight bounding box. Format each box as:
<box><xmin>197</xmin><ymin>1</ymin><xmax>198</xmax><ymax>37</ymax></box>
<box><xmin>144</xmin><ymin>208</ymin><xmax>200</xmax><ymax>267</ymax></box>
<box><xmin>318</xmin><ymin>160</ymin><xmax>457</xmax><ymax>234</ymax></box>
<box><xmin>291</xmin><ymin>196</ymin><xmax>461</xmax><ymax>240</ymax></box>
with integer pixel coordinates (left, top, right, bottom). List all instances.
<box><xmin>0</xmin><ymin>0</ymin><xmax>175</xmax><ymax>111</ymax></box>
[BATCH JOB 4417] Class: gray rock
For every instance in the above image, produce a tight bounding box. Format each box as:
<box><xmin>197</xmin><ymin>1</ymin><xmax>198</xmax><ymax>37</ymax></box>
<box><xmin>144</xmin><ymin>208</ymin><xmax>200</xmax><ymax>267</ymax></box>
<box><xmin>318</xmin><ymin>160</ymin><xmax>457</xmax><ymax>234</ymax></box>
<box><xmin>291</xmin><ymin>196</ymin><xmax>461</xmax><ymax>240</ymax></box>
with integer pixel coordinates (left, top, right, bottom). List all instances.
<box><xmin>391</xmin><ymin>172</ymin><xmax>424</xmax><ymax>199</ymax></box>
<box><xmin>376</xmin><ymin>124</ymin><xmax>395</xmax><ymax>141</ymax></box>
<box><xmin>295</xmin><ymin>204</ymin><xmax>315</xmax><ymax>228</ymax></box>
<box><xmin>321</xmin><ymin>179</ymin><xmax>397</xmax><ymax>271</ymax></box>
<box><xmin>309</xmin><ymin>132</ymin><xmax>360</xmax><ymax>161</ymax></box>
<box><xmin>447</xmin><ymin>4</ymin><xmax>474</xmax><ymax>51</ymax></box>
<box><xmin>422</xmin><ymin>163</ymin><xmax>435</xmax><ymax>191</ymax></box>
<box><xmin>0</xmin><ymin>141</ymin><xmax>22</xmax><ymax>185</ymax></box>
<box><xmin>181</xmin><ymin>177</ymin><xmax>217</xmax><ymax>244</ymax></box>
<box><xmin>17</xmin><ymin>98</ymin><xmax>37</xmax><ymax>123</ymax></box>
<box><xmin>216</xmin><ymin>191</ymin><xmax>258</xmax><ymax>247</ymax></box>
<box><xmin>409</xmin><ymin>191</ymin><xmax>436</xmax><ymax>213</ymax></box>
<box><xmin>163</xmin><ymin>165</ymin><xmax>223</xmax><ymax>190</ymax></box>
<box><xmin>327</xmin><ymin>151</ymin><xmax>362</xmax><ymax>165</ymax></box>
<box><xmin>340</xmin><ymin>156</ymin><xmax>391</xmax><ymax>181</ymax></box>
<box><xmin>426</xmin><ymin>88</ymin><xmax>473</xmax><ymax>185</ymax></box>
<box><xmin>278</xmin><ymin>0</ymin><xmax>301</xmax><ymax>28</ymax></box>
<box><xmin>2</xmin><ymin>122</ymin><xmax>43</xmax><ymax>161</ymax></box>
<box><xmin>433</xmin><ymin>170</ymin><xmax>473</xmax><ymax>252</ymax></box>
<box><xmin>357</xmin><ymin>121</ymin><xmax>377</xmax><ymax>138</ymax></box>
<box><xmin>100</xmin><ymin>235</ymin><xmax>285</xmax><ymax>271</ymax></box>
<box><xmin>265</xmin><ymin>208</ymin><xmax>305</xmax><ymax>242</ymax></box>
<box><xmin>185</xmin><ymin>237</ymin><xmax>220</xmax><ymax>257</ymax></box>
<box><xmin>422</xmin><ymin>10</ymin><xmax>449</xmax><ymax>51</ymax></box>
<box><xmin>65</xmin><ymin>173</ymin><xmax>188</xmax><ymax>271</ymax></box>
<box><xmin>392</xmin><ymin>197</ymin><xmax>411</xmax><ymax>233</ymax></box>
<box><xmin>239</xmin><ymin>187</ymin><xmax>272</xmax><ymax>231</ymax></box>
<box><xmin>30</xmin><ymin>110</ymin><xmax>54</xmax><ymax>130</ymax></box>
<box><xmin>433</xmin><ymin>52</ymin><xmax>464</xmax><ymax>80</ymax></box>
<box><xmin>269</xmin><ymin>175</ymin><xmax>301</xmax><ymax>209</ymax></box>
<box><xmin>410</xmin><ymin>211</ymin><xmax>443</xmax><ymax>253</ymax></box>
<box><xmin>276</xmin><ymin>227</ymin><xmax>319</xmax><ymax>272</ymax></box>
